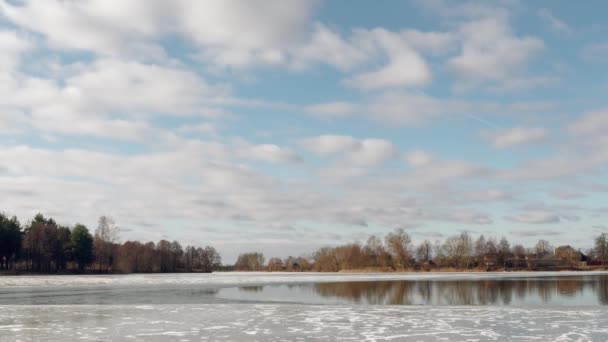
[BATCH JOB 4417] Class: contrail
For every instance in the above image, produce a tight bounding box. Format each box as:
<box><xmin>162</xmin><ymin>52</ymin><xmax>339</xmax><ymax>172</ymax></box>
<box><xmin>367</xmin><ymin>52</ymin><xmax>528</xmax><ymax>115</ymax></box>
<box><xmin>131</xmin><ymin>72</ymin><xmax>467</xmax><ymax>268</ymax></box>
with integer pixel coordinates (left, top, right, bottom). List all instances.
<box><xmin>466</xmin><ymin>114</ymin><xmax>501</xmax><ymax>129</ymax></box>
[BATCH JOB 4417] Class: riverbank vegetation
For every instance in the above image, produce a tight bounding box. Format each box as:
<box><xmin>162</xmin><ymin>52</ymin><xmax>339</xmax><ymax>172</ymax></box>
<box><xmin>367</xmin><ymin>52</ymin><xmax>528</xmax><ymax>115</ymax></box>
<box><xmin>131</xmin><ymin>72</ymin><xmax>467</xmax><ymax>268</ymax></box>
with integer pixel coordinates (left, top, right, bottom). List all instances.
<box><xmin>238</xmin><ymin>229</ymin><xmax>608</xmax><ymax>272</ymax></box>
<box><xmin>0</xmin><ymin>213</ymin><xmax>220</xmax><ymax>274</ymax></box>
<box><xmin>2</xmin><ymin>212</ymin><xmax>608</xmax><ymax>274</ymax></box>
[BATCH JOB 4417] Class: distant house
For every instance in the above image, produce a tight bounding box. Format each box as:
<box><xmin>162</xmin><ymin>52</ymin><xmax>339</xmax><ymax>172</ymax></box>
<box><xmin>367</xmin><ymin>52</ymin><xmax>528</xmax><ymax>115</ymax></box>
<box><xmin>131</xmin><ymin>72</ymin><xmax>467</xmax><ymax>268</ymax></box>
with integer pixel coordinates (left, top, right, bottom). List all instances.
<box><xmin>526</xmin><ymin>257</ymin><xmax>561</xmax><ymax>269</ymax></box>
<box><xmin>554</xmin><ymin>245</ymin><xmax>588</xmax><ymax>266</ymax></box>
<box><xmin>524</xmin><ymin>246</ymin><xmax>587</xmax><ymax>269</ymax></box>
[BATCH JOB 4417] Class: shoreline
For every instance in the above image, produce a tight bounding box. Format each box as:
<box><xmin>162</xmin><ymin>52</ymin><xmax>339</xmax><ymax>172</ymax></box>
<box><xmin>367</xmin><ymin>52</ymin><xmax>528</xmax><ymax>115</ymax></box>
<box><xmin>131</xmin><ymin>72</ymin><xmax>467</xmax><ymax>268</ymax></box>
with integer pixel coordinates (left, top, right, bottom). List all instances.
<box><xmin>2</xmin><ymin>266</ymin><xmax>607</xmax><ymax>277</ymax></box>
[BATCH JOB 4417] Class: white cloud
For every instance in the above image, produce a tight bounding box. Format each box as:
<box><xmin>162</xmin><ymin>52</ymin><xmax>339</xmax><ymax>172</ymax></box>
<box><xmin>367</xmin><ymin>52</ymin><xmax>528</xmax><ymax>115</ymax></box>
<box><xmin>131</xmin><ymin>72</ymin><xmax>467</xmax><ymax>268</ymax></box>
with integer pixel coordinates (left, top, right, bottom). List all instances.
<box><xmin>178</xmin><ymin>123</ymin><xmax>218</xmax><ymax>135</ymax></box>
<box><xmin>302</xmin><ymin>135</ymin><xmax>397</xmax><ymax>167</ymax></box>
<box><xmin>305</xmin><ymin>91</ymin><xmax>555</xmax><ymax>127</ymax></box>
<box><xmin>509</xmin><ymin>229</ymin><xmax>564</xmax><ymax>237</ymax></box>
<box><xmin>400</xmin><ymin>159</ymin><xmax>488</xmax><ymax>188</ymax></box>
<box><xmin>444</xmin><ymin>211</ymin><xmax>492</xmax><ymax>225</ymax></box>
<box><xmin>1</xmin><ymin>0</ymin><xmax>319</xmax><ymax>65</ymax></box>
<box><xmin>181</xmin><ymin>0</ymin><xmax>318</xmax><ymax>67</ymax></box>
<box><xmin>302</xmin><ymin>135</ymin><xmax>359</xmax><ymax>155</ymax></box>
<box><xmin>405</xmin><ymin>150</ymin><xmax>434</xmax><ymax>167</ymax></box>
<box><xmin>0</xmin><ymin>0</ymin><xmax>603</xmax><ymax>259</ymax></box>
<box><xmin>346</xmin><ymin>139</ymin><xmax>398</xmax><ymax>166</ymax></box>
<box><xmin>568</xmin><ymin>110</ymin><xmax>608</xmax><ymax>137</ymax></box>
<box><xmin>401</xmin><ymin>29</ymin><xmax>455</xmax><ymax>55</ymax></box>
<box><xmin>63</xmin><ymin>59</ymin><xmax>224</xmax><ymax>115</ymax></box>
<box><xmin>0</xmin><ymin>0</ymin><xmax>167</xmax><ymax>59</ymax></box>
<box><xmin>0</xmin><ymin>30</ymin><xmax>31</xmax><ymax>72</ymax></box>
<box><xmin>366</xmin><ymin>91</ymin><xmax>465</xmax><ymax>125</ymax></box>
<box><xmin>242</xmin><ymin>144</ymin><xmax>301</xmax><ymax>164</ymax></box>
<box><xmin>293</xmin><ymin>24</ymin><xmax>370</xmax><ymax>71</ymax></box>
<box><xmin>0</xmin><ymin>56</ymin><xmax>228</xmax><ymax>142</ymax></box>
<box><xmin>448</xmin><ymin>18</ymin><xmax>544</xmax><ymax>84</ymax></box>
<box><xmin>482</xmin><ymin>127</ymin><xmax>547</xmax><ymax>148</ymax></box>
<box><xmin>343</xmin><ymin>28</ymin><xmax>431</xmax><ymax>90</ymax></box>
<box><xmin>505</xmin><ymin>210</ymin><xmax>560</xmax><ymax>224</ymax></box>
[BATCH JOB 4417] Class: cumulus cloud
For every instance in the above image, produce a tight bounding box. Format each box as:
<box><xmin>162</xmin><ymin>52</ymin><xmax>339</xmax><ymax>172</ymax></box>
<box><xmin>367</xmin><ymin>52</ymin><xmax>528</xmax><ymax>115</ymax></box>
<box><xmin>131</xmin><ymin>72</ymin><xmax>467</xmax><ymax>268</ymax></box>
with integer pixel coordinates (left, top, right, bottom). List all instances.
<box><xmin>0</xmin><ymin>30</ymin><xmax>32</xmax><ymax>71</ymax></box>
<box><xmin>346</xmin><ymin>139</ymin><xmax>398</xmax><ymax>166</ymax></box>
<box><xmin>62</xmin><ymin>59</ymin><xmax>224</xmax><ymax>115</ymax></box>
<box><xmin>0</xmin><ymin>0</ymin><xmax>318</xmax><ymax>64</ymax></box>
<box><xmin>302</xmin><ymin>135</ymin><xmax>397</xmax><ymax>166</ymax></box>
<box><xmin>302</xmin><ymin>135</ymin><xmax>359</xmax><ymax>155</ymax></box>
<box><xmin>242</xmin><ymin>144</ymin><xmax>301</xmax><ymax>164</ymax></box>
<box><xmin>0</xmin><ymin>0</ymin><xmax>168</xmax><ymax>58</ymax></box>
<box><xmin>448</xmin><ymin>17</ymin><xmax>544</xmax><ymax>85</ymax></box>
<box><xmin>482</xmin><ymin>127</ymin><xmax>547</xmax><ymax>148</ymax></box>
<box><xmin>342</xmin><ymin>29</ymin><xmax>431</xmax><ymax>90</ymax></box>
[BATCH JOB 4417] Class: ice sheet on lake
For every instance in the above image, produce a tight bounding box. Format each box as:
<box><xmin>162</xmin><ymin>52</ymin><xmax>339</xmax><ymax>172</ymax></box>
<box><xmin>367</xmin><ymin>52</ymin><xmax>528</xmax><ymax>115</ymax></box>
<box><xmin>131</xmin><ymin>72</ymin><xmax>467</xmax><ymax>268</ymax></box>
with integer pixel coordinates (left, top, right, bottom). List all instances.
<box><xmin>1</xmin><ymin>304</ymin><xmax>607</xmax><ymax>342</ymax></box>
<box><xmin>2</xmin><ymin>271</ymin><xmax>607</xmax><ymax>288</ymax></box>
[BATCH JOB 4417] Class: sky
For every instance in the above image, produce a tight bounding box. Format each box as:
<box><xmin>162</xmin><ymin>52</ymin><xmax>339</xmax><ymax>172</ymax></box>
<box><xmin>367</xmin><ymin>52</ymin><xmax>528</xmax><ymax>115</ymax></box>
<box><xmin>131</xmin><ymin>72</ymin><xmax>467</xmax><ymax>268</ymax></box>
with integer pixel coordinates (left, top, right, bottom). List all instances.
<box><xmin>1</xmin><ymin>0</ymin><xmax>608</xmax><ymax>263</ymax></box>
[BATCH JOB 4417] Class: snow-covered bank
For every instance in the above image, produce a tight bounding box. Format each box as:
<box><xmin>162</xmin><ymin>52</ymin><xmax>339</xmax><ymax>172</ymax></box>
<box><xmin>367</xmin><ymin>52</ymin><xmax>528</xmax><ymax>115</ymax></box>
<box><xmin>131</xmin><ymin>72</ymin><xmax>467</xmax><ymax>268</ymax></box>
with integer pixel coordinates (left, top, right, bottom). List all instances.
<box><xmin>1</xmin><ymin>271</ymin><xmax>607</xmax><ymax>288</ymax></box>
<box><xmin>0</xmin><ymin>304</ymin><xmax>606</xmax><ymax>342</ymax></box>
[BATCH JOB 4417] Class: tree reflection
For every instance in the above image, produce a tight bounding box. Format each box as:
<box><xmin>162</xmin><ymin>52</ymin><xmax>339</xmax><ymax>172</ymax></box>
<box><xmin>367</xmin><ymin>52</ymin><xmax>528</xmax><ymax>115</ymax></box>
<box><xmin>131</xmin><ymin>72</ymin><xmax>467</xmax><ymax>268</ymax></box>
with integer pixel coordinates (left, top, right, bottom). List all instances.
<box><xmin>598</xmin><ymin>276</ymin><xmax>608</xmax><ymax>305</ymax></box>
<box><xmin>307</xmin><ymin>275</ymin><xmax>608</xmax><ymax>305</ymax></box>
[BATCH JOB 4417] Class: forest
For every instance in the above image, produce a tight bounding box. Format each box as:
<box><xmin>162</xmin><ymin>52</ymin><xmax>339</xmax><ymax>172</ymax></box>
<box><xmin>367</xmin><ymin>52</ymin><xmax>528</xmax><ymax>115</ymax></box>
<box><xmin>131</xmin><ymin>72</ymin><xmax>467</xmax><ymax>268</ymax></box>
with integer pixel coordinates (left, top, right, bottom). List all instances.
<box><xmin>0</xmin><ymin>213</ymin><xmax>221</xmax><ymax>274</ymax></box>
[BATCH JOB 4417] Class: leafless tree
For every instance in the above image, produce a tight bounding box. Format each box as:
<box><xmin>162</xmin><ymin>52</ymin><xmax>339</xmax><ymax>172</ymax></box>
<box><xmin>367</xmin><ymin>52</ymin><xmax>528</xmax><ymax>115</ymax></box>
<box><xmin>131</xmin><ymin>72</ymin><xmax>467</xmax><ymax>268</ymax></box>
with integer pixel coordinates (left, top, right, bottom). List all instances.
<box><xmin>385</xmin><ymin>228</ymin><xmax>412</xmax><ymax>267</ymax></box>
<box><xmin>94</xmin><ymin>216</ymin><xmax>120</xmax><ymax>272</ymax></box>
<box><xmin>416</xmin><ymin>240</ymin><xmax>433</xmax><ymax>263</ymax></box>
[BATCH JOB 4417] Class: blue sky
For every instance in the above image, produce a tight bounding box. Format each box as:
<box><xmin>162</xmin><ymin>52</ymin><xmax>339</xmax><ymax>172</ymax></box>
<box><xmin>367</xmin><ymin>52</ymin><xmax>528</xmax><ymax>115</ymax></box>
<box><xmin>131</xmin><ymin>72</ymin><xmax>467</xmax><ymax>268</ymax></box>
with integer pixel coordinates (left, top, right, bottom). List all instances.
<box><xmin>1</xmin><ymin>0</ymin><xmax>608</xmax><ymax>262</ymax></box>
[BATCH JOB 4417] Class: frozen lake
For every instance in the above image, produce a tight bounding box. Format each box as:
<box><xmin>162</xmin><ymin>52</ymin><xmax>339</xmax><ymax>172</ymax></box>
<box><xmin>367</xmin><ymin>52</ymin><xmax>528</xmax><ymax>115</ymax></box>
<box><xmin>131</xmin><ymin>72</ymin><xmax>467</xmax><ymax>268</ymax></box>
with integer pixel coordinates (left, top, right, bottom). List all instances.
<box><xmin>1</xmin><ymin>272</ymin><xmax>607</xmax><ymax>341</ymax></box>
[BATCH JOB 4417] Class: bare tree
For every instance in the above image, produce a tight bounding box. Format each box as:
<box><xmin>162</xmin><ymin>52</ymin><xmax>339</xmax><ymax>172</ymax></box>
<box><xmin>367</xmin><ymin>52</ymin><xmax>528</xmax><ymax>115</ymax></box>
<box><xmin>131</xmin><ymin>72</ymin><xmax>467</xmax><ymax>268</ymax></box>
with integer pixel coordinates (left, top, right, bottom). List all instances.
<box><xmin>594</xmin><ymin>233</ymin><xmax>608</xmax><ymax>266</ymax></box>
<box><xmin>512</xmin><ymin>244</ymin><xmax>526</xmax><ymax>260</ymax></box>
<box><xmin>234</xmin><ymin>252</ymin><xmax>265</xmax><ymax>271</ymax></box>
<box><xmin>365</xmin><ymin>235</ymin><xmax>392</xmax><ymax>268</ymax></box>
<box><xmin>415</xmin><ymin>240</ymin><xmax>433</xmax><ymax>263</ymax></box>
<box><xmin>94</xmin><ymin>216</ymin><xmax>120</xmax><ymax>272</ymax></box>
<box><xmin>535</xmin><ymin>239</ymin><xmax>552</xmax><ymax>258</ymax></box>
<box><xmin>385</xmin><ymin>228</ymin><xmax>412</xmax><ymax>268</ymax></box>
<box><xmin>267</xmin><ymin>257</ymin><xmax>284</xmax><ymax>271</ymax></box>
<box><xmin>474</xmin><ymin>235</ymin><xmax>487</xmax><ymax>258</ymax></box>
<box><xmin>498</xmin><ymin>237</ymin><xmax>511</xmax><ymax>265</ymax></box>
<box><xmin>442</xmin><ymin>232</ymin><xmax>473</xmax><ymax>268</ymax></box>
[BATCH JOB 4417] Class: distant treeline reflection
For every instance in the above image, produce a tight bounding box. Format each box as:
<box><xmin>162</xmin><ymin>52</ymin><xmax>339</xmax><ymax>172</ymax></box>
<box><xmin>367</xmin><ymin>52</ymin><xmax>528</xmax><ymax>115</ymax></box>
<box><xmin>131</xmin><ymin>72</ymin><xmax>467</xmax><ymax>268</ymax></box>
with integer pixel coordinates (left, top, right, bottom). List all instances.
<box><xmin>312</xmin><ymin>277</ymin><xmax>608</xmax><ymax>305</ymax></box>
<box><xmin>237</xmin><ymin>277</ymin><xmax>608</xmax><ymax>305</ymax></box>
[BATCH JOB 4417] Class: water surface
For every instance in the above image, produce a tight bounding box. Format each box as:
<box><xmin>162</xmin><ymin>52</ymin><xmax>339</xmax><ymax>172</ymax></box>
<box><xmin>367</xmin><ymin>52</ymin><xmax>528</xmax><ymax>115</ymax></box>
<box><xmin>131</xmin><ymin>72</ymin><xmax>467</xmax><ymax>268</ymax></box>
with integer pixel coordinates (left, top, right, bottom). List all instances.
<box><xmin>1</xmin><ymin>272</ymin><xmax>607</xmax><ymax>306</ymax></box>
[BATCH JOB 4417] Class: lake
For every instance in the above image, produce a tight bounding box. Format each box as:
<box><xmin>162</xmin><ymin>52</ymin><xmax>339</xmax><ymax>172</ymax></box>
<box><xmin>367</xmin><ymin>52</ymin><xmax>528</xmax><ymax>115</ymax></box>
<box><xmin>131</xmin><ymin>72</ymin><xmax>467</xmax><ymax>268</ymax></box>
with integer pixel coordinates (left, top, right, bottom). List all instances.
<box><xmin>1</xmin><ymin>272</ymin><xmax>607</xmax><ymax>341</ymax></box>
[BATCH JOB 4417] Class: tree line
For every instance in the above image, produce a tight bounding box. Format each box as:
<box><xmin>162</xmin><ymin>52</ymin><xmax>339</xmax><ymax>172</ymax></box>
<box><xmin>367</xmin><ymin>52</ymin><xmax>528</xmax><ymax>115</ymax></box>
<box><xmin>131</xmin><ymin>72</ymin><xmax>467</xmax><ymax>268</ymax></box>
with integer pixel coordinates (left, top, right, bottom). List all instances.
<box><xmin>4</xmin><ymin>211</ymin><xmax>608</xmax><ymax>274</ymax></box>
<box><xmin>0</xmin><ymin>213</ymin><xmax>221</xmax><ymax>274</ymax></box>
<box><xmin>235</xmin><ymin>229</ymin><xmax>608</xmax><ymax>272</ymax></box>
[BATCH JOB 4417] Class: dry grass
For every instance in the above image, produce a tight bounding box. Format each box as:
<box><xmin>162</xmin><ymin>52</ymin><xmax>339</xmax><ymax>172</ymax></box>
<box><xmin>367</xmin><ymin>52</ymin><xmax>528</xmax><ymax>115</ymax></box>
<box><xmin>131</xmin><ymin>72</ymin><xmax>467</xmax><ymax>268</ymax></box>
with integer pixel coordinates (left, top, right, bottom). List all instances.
<box><xmin>337</xmin><ymin>267</ymin><xmax>500</xmax><ymax>273</ymax></box>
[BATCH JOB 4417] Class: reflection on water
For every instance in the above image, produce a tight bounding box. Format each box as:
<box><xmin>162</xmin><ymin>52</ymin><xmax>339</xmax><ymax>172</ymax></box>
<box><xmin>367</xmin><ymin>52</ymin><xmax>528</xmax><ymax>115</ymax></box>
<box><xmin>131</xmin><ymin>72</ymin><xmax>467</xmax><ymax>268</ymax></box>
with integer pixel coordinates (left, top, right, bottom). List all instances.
<box><xmin>221</xmin><ymin>275</ymin><xmax>608</xmax><ymax>306</ymax></box>
<box><xmin>1</xmin><ymin>274</ymin><xmax>607</xmax><ymax>306</ymax></box>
